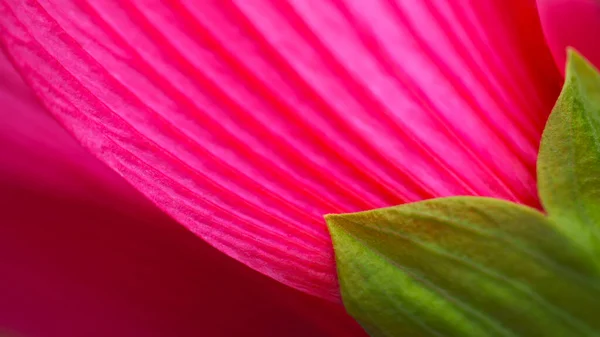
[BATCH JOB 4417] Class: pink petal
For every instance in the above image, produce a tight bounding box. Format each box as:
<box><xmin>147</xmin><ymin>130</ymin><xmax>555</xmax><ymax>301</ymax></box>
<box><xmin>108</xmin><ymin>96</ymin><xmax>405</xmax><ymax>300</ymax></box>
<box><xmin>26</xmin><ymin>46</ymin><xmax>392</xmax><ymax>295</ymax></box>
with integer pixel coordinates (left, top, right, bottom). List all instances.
<box><xmin>0</xmin><ymin>42</ymin><xmax>143</xmax><ymax>209</ymax></box>
<box><xmin>0</xmin><ymin>0</ymin><xmax>561</xmax><ymax>301</ymax></box>
<box><xmin>537</xmin><ymin>0</ymin><xmax>600</xmax><ymax>74</ymax></box>
<box><xmin>0</xmin><ymin>51</ymin><xmax>365</xmax><ymax>337</ymax></box>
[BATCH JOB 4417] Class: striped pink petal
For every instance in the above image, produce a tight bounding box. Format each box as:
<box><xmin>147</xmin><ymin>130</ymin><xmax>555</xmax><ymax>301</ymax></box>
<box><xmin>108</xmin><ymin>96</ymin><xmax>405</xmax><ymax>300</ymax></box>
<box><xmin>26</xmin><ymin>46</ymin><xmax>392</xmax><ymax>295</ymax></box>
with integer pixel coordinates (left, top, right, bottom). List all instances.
<box><xmin>0</xmin><ymin>0</ymin><xmax>561</xmax><ymax>301</ymax></box>
<box><xmin>0</xmin><ymin>50</ymin><xmax>365</xmax><ymax>337</ymax></box>
<box><xmin>537</xmin><ymin>0</ymin><xmax>600</xmax><ymax>74</ymax></box>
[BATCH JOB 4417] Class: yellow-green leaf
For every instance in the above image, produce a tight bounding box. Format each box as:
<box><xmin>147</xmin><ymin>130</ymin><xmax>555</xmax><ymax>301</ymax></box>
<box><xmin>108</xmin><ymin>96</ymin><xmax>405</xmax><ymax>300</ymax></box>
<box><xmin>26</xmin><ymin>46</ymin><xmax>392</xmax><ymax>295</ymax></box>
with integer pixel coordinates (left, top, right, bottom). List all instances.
<box><xmin>538</xmin><ymin>49</ymin><xmax>600</xmax><ymax>259</ymax></box>
<box><xmin>327</xmin><ymin>197</ymin><xmax>600</xmax><ymax>337</ymax></box>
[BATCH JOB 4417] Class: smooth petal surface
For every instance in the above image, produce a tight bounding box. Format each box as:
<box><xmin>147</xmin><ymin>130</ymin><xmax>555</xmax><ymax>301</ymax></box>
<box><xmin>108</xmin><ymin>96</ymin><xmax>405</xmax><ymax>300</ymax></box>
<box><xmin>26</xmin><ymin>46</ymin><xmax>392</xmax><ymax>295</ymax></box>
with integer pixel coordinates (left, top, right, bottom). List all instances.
<box><xmin>537</xmin><ymin>0</ymin><xmax>600</xmax><ymax>74</ymax></box>
<box><xmin>0</xmin><ymin>0</ymin><xmax>561</xmax><ymax>300</ymax></box>
<box><xmin>0</xmin><ymin>51</ymin><xmax>365</xmax><ymax>337</ymax></box>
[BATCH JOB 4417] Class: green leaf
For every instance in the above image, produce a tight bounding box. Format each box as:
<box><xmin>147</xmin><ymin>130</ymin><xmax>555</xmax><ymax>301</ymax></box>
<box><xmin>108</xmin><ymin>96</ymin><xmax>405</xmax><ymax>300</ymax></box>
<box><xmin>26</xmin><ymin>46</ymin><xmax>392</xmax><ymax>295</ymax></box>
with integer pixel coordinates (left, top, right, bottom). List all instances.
<box><xmin>326</xmin><ymin>197</ymin><xmax>600</xmax><ymax>337</ymax></box>
<box><xmin>538</xmin><ymin>49</ymin><xmax>600</xmax><ymax>259</ymax></box>
<box><xmin>327</xmin><ymin>49</ymin><xmax>600</xmax><ymax>336</ymax></box>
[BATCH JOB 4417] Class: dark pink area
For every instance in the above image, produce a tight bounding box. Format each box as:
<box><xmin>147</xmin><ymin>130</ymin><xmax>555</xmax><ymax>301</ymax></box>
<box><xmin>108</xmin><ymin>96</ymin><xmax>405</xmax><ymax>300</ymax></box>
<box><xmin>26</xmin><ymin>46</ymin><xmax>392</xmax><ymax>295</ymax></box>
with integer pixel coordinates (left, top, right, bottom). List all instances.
<box><xmin>538</xmin><ymin>0</ymin><xmax>600</xmax><ymax>74</ymax></box>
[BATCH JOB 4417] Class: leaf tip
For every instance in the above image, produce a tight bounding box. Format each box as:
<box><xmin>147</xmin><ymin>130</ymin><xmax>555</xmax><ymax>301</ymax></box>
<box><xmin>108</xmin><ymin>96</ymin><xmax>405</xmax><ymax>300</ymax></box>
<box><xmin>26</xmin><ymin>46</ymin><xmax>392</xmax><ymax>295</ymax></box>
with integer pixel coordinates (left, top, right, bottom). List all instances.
<box><xmin>324</xmin><ymin>213</ymin><xmax>355</xmax><ymax>243</ymax></box>
<box><xmin>324</xmin><ymin>213</ymin><xmax>344</xmax><ymax>230</ymax></box>
<box><xmin>566</xmin><ymin>47</ymin><xmax>599</xmax><ymax>81</ymax></box>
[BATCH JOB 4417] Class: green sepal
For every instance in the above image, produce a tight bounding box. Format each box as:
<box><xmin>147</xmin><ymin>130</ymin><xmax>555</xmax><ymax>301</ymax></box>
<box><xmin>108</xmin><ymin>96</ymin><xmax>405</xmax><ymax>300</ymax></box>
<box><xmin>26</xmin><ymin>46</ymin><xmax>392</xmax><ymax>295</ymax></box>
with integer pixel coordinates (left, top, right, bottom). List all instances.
<box><xmin>538</xmin><ymin>49</ymin><xmax>600</xmax><ymax>260</ymax></box>
<box><xmin>327</xmin><ymin>50</ymin><xmax>600</xmax><ymax>336</ymax></box>
<box><xmin>327</xmin><ymin>198</ymin><xmax>600</xmax><ymax>337</ymax></box>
